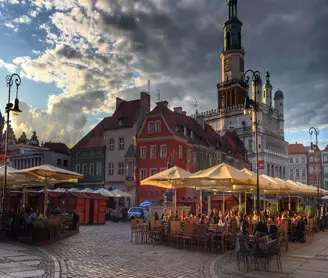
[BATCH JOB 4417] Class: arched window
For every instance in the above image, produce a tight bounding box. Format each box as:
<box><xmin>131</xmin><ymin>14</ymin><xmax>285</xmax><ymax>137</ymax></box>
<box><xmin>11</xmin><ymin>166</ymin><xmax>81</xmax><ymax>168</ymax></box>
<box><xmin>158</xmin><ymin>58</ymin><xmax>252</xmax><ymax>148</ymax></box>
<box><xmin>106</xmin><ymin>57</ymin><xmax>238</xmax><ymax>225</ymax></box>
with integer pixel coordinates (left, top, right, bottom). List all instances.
<box><xmin>226</xmin><ymin>32</ymin><xmax>231</xmax><ymax>50</ymax></box>
<box><xmin>271</xmin><ymin>165</ymin><xmax>274</xmax><ymax>177</ymax></box>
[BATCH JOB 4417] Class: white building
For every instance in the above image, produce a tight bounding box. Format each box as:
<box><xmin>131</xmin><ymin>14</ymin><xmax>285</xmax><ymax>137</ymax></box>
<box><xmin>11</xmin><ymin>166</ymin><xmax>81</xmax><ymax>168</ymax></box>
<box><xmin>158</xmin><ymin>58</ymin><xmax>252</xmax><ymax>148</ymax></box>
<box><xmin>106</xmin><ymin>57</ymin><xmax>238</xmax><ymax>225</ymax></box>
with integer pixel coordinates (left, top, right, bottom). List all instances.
<box><xmin>321</xmin><ymin>145</ymin><xmax>328</xmax><ymax>190</ymax></box>
<box><xmin>195</xmin><ymin>0</ymin><xmax>288</xmax><ymax>177</ymax></box>
<box><xmin>9</xmin><ymin>142</ymin><xmax>71</xmax><ymax>170</ymax></box>
<box><xmin>104</xmin><ymin>92</ymin><xmax>150</xmax><ymax>204</ymax></box>
<box><xmin>287</xmin><ymin>143</ymin><xmax>307</xmax><ymax>184</ymax></box>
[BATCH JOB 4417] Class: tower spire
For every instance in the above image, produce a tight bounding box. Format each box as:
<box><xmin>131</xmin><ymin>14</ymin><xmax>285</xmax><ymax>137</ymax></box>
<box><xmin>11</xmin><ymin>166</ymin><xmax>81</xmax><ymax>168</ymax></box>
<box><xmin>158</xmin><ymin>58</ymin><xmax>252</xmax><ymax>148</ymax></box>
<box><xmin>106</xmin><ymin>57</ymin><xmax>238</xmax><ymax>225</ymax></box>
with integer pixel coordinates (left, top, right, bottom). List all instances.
<box><xmin>227</xmin><ymin>0</ymin><xmax>238</xmax><ymax>19</ymax></box>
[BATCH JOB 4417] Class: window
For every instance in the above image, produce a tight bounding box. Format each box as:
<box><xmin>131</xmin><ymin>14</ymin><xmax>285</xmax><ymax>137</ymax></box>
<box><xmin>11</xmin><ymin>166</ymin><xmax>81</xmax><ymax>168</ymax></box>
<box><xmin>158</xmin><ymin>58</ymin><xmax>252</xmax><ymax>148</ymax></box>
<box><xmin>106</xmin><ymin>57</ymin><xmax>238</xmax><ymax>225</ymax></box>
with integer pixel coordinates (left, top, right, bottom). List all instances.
<box><xmin>160</xmin><ymin>145</ymin><xmax>167</xmax><ymax>158</ymax></box>
<box><xmin>200</xmin><ymin>153</ymin><xmax>203</xmax><ymax>165</ymax></box>
<box><xmin>296</xmin><ymin>169</ymin><xmax>300</xmax><ymax>178</ymax></box>
<box><xmin>324</xmin><ymin>155</ymin><xmax>328</xmax><ymax>163</ymax></box>
<box><xmin>118</xmin><ymin>162</ymin><xmax>124</xmax><ymax>175</ymax></box>
<box><xmin>75</xmin><ymin>164</ymin><xmax>80</xmax><ymax>174</ymax></box>
<box><xmin>97</xmin><ymin>150</ymin><xmax>101</xmax><ymax>156</ymax></box>
<box><xmin>118</xmin><ymin>118</ymin><xmax>124</xmax><ymax>126</ymax></box>
<box><xmin>108</xmin><ymin>162</ymin><xmax>114</xmax><ymax>175</ymax></box>
<box><xmin>89</xmin><ymin>163</ymin><xmax>94</xmax><ymax>176</ymax></box>
<box><xmin>150</xmin><ymin>146</ymin><xmax>156</xmax><ymax>158</ymax></box>
<box><xmin>289</xmin><ymin>158</ymin><xmax>293</xmax><ymax>164</ymax></box>
<box><xmin>76</xmin><ymin>152</ymin><xmax>80</xmax><ymax>157</ymax></box>
<box><xmin>178</xmin><ymin>145</ymin><xmax>183</xmax><ymax>159</ymax></box>
<box><xmin>126</xmin><ymin>161</ymin><xmax>133</xmax><ymax>176</ymax></box>
<box><xmin>204</xmin><ymin>153</ymin><xmax>208</xmax><ymax>166</ymax></box>
<box><xmin>310</xmin><ymin>156</ymin><xmax>314</xmax><ymax>163</ymax></box>
<box><xmin>119</xmin><ymin>138</ymin><xmax>124</xmax><ymax>150</ymax></box>
<box><xmin>155</xmin><ymin>121</ymin><xmax>161</xmax><ymax>132</ymax></box>
<box><xmin>83</xmin><ymin>164</ymin><xmax>88</xmax><ymax>175</ymax></box>
<box><xmin>83</xmin><ymin>152</ymin><xmax>87</xmax><ymax>157</ymax></box>
<box><xmin>148</xmin><ymin>121</ymin><xmax>154</xmax><ymax>133</ymax></box>
<box><xmin>63</xmin><ymin>160</ymin><xmax>68</xmax><ymax>167</ymax></box>
<box><xmin>325</xmin><ymin>167</ymin><xmax>328</xmax><ymax>174</ymax></box>
<box><xmin>57</xmin><ymin>159</ymin><xmax>61</xmax><ymax>166</ymax></box>
<box><xmin>295</xmin><ymin>157</ymin><xmax>299</xmax><ymax>164</ymax></box>
<box><xmin>309</xmin><ymin>166</ymin><xmax>314</xmax><ymax>174</ymax></box>
<box><xmin>325</xmin><ymin>181</ymin><xmax>328</xmax><ymax>189</ymax></box>
<box><xmin>213</xmin><ymin>154</ymin><xmax>217</xmax><ymax>165</ymax></box>
<box><xmin>140</xmin><ymin>146</ymin><xmax>147</xmax><ymax>159</ymax></box>
<box><xmin>108</xmin><ymin>139</ymin><xmax>114</xmax><ymax>151</ymax></box>
<box><xmin>302</xmin><ymin>169</ymin><xmax>306</xmax><ymax>178</ymax></box>
<box><xmin>140</xmin><ymin>169</ymin><xmax>147</xmax><ymax>180</ymax></box>
<box><xmin>301</xmin><ymin>157</ymin><xmax>305</xmax><ymax>164</ymax></box>
<box><xmin>289</xmin><ymin>169</ymin><xmax>293</xmax><ymax>179</ymax></box>
<box><xmin>90</xmin><ymin>151</ymin><xmax>94</xmax><ymax>156</ymax></box>
<box><xmin>96</xmin><ymin>162</ymin><xmax>101</xmax><ymax>176</ymax></box>
<box><xmin>150</xmin><ymin>168</ymin><xmax>156</xmax><ymax>176</ymax></box>
<box><xmin>187</xmin><ymin>150</ymin><xmax>191</xmax><ymax>162</ymax></box>
<box><xmin>248</xmin><ymin>140</ymin><xmax>253</xmax><ymax>152</ymax></box>
<box><xmin>209</xmin><ymin>155</ymin><xmax>213</xmax><ymax>167</ymax></box>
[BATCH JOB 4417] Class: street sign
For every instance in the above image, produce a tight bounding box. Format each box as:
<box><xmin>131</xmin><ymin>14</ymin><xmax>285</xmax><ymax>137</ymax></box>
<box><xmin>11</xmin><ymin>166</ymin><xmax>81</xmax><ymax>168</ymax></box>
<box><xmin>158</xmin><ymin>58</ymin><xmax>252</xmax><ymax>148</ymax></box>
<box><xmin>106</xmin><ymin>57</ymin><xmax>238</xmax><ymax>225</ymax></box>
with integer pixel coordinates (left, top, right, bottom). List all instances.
<box><xmin>257</xmin><ymin>160</ymin><xmax>264</xmax><ymax>169</ymax></box>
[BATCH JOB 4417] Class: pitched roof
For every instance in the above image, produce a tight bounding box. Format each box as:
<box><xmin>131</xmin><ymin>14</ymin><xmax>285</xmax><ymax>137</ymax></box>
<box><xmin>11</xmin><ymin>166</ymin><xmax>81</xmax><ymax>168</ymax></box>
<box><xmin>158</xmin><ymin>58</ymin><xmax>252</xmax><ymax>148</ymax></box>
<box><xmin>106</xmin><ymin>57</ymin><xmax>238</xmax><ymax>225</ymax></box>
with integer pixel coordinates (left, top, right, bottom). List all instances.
<box><xmin>125</xmin><ymin>144</ymin><xmax>136</xmax><ymax>158</ymax></box>
<box><xmin>324</xmin><ymin>145</ymin><xmax>328</xmax><ymax>151</ymax></box>
<box><xmin>104</xmin><ymin>99</ymin><xmax>141</xmax><ymax>130</ymax></box>
<box><xmin>43</xmin><ymin>142</ymin><xmax>70</xmax><ymax>154</ymax></box>
<box><xmin>288</xmin><ymin>143</ymin><xmax>306</xmax><ymax>154</ymax></box>
<box><xmin>147</xmin><ymin>104</ymin><xmax>246</xmax><ymax>157</ymax></box>
<box><xmin>72</xmin><ymin>118</ymin><xmax>109</xmax><ymax>150</ymax></box>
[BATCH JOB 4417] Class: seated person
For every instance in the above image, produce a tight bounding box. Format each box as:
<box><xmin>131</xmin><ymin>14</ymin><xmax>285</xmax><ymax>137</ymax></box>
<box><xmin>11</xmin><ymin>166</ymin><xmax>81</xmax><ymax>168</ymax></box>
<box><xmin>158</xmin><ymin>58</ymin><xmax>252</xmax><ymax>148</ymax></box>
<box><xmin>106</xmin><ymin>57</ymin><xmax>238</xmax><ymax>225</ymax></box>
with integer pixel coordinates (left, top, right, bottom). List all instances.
<box><xmin>199</xmin><ymin>214</ymin><xmax>206</xmax><ymax>224</ymax></box>
<box><xmin>295</xmin><ymin>217</ymin><xmax>306</xmax><ymax>243</ymax></box>
<box><xmin>241</xmin><ymin>215</ymin><xmax>249</xmax><ymax>235</ymax></box>
<box><xmin>253</xmin><ymin>221</ymin><xmax>268</xmax><ymax>237</ymax></box>
<box><xmin>218</xmin><ymin>216</ymin><xmax>226</xmax><ymax>230</ymax></box>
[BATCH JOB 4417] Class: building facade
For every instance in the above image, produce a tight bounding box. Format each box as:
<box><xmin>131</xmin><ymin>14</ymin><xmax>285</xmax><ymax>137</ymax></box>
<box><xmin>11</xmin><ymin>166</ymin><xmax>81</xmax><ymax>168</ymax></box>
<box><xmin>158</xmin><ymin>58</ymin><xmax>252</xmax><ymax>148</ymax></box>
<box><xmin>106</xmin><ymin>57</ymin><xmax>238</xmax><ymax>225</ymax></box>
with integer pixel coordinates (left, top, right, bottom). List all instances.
<box><xmin>321</xmin><ymin>145</ymin><xmax>328</xmax><ymax>190</ymax></box>
<box><xmin>287</xmin><ymin>143</ymin><xmax>307</xmax><ymax>184</ymax></box>
<box><xmin>307</xmin><ymin>144</ymin><xmax>322</xmax><ymax>189</ymax></box>
<box><xmin>136</xmin><ymin>101</ymin><xmax>249</xmax><ymax>206</ymax></box>
<box><xmin>194</xmin><ymin>0</ymin><xmax>288</xmax><ymax>178</ymax></box>
<box><xmin>71</xmin><ymin>119</ymin><xmax>107</xmax><ymax>188</ymax></box>
<box><xmin>104</xmin><ymin>92</ymin><xmax>150</xmax><ymax>204</ymax></box>
<box><xmin>10</xmin><ymin>142</ymin><xmax>71</xmax><ymax>170</ymax></box>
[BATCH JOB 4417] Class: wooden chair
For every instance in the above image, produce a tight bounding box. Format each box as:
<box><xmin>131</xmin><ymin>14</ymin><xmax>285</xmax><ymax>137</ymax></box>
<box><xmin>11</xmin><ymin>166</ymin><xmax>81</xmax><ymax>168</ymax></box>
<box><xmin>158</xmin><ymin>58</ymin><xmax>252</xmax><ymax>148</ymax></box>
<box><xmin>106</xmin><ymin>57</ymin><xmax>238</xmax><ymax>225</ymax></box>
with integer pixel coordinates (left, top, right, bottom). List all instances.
<box><xmin>169</xmin><ymin>221</ymin><xmax>181</xmax><ymax>246</ymax></box>
<box><xmin>194</xmin><ymin>224</ymin><xmax>207</xmax><ymax>251</ymax></box>
<box><xmin>130</xmin><ymin>219</ymin><xmax>138</xmax><ymax>243</ymax></box>
<box><xmin>179</xmin><ymin>223</ymin><xmax>194</xmax><ymax>249</ymax></box>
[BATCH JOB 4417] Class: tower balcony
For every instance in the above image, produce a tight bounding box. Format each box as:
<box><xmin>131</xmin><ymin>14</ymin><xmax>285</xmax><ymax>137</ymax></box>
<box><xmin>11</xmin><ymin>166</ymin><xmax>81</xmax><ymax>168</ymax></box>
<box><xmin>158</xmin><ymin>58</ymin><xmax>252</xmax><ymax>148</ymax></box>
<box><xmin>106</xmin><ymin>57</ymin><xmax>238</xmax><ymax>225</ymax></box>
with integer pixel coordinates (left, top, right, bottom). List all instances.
<box><xmin>217</xmin><ymin>78</ymin><xmax>248</xmax><ymax>89</ymax></box>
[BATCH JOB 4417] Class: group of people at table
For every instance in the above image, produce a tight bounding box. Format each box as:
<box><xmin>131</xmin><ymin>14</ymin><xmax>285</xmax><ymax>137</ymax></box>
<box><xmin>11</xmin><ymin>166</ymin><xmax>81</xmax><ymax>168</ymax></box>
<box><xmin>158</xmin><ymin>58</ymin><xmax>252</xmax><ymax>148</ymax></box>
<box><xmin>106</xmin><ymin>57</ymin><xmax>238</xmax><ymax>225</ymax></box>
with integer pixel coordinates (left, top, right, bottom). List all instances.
<box><xmin>154</xmin><ymin>207</ymin><xmax>308</xmax><ymax>243</ymax></box>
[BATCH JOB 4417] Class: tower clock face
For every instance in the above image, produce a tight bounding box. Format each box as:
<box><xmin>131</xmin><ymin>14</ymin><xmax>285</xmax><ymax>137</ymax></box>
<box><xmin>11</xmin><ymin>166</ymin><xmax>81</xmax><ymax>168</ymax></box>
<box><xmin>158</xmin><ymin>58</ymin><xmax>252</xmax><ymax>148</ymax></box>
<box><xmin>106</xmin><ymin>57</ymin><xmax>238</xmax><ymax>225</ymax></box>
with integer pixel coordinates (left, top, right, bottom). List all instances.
<box><xmin>224</xmin><ymin>58</ymin><xmax>231</xmax><ymax>72</ymax></box>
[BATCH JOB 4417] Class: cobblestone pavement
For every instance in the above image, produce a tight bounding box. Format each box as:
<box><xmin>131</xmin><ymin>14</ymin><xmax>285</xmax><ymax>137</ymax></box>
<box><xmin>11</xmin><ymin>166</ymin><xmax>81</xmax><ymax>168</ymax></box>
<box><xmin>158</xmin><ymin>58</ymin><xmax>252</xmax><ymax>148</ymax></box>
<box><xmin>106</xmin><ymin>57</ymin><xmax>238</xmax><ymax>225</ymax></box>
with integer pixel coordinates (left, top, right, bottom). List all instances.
<box><xmin>42</xmin><ymin>222</ymin><xmax>217</xmax><ymax>278</ymax></box>
<box><xmin>213</xmin><ymin>231</ymin><xmax>328</xmax><ymax>278</ymax></box>
<box><xmin>0</xmin><ymin>241</ymin><xmax>54</xmax><ymax>277</ymax></box>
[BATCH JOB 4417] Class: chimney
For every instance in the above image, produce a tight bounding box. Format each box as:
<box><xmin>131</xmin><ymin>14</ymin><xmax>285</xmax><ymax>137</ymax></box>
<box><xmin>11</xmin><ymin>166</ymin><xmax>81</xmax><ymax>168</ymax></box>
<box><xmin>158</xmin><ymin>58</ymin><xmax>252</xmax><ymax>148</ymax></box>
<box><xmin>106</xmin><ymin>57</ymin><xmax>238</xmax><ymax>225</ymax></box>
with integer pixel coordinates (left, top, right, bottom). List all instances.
<box><xmin>116</xmin><ymin>97</ymin><xmax>126</xmax><ymax>109</ymax></box>
<box><xmin>140</xmin><ymin>92</ymin><xmax>150</xmax><ymax>114</ymax></box>
<box><xmin>196</xmin><ymin>114</ymin><xmax>205</xmax><ymax>129</ymax></box>
<box><xmin>184</xmin><ymin>125</ymin><xmax>187</xmax><ymax>136</ymax></box>
<box><xmin>182</xmin><ymin>111</ymin><xmax>187</xmax><ymax>115</ymax></box>
<box><xmin>156</xmin><ymin>101</ymin><xmax>169</xmax><ymax>107</ymax></box>
<box><xmin>173</xmin><ymin>107</ymin><xmax>183</xmax><ymax>114</ymax></box>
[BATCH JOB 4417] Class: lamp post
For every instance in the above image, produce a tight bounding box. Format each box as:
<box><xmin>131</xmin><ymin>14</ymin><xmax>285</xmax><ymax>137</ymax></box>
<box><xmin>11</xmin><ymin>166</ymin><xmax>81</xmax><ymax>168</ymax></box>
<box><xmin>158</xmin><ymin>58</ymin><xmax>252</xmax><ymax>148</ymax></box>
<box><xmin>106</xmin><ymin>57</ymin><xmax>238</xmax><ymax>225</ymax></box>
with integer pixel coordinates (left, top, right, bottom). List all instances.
<box><xmin>0</xmin><ymin>74</ymin><xmax>22</xmax><ymax>233</ymax></box>
<box><xmin>243</xmin><ymin>69</ymin><xmax>261</xmax><ymax>217</ymax></box>
<box><xmin>309</xmin><ymin>127</ymin><xmax>320</xmax><ymax>218</ymax></box>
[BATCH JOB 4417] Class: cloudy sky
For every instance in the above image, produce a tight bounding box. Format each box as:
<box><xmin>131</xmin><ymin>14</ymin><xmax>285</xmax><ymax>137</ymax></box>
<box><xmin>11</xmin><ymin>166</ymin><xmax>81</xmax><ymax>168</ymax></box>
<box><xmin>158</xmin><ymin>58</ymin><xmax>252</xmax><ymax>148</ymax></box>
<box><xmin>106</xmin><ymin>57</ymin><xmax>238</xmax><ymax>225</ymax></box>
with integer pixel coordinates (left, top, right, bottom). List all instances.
<box><xmin>0</xmin><ymin>0</ymin><xmax>327</xmax><ymax>148</ymax></box>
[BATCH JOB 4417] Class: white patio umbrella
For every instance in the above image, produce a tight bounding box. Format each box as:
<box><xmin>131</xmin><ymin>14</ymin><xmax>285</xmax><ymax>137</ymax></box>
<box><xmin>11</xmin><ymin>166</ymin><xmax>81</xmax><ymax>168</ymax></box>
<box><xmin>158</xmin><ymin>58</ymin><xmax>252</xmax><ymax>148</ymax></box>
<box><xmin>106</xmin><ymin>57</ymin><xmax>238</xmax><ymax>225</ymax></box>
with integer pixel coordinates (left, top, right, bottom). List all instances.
<box><xmin>110</xmin><ymin>189</ymin><xmax>132</xmax><ymax>198</ymax></box>
<box><xmin>80</xmin><ymin>188</ymin><xmax>94</xmax><ymax>193</ymax></box>
<box><xmin>10</xmin><ymin>164</ymin><xmax>83</xmax><ymax>215</ymax></box>
<box><xmin>94</xmin><ymin>188</ymin><xmax>114</xmax><ymax>197</ymax></box>
<box><xmin>68</xmin><ymin>187</ymin><xmax>80</xmax><ymax>192</ymax></box>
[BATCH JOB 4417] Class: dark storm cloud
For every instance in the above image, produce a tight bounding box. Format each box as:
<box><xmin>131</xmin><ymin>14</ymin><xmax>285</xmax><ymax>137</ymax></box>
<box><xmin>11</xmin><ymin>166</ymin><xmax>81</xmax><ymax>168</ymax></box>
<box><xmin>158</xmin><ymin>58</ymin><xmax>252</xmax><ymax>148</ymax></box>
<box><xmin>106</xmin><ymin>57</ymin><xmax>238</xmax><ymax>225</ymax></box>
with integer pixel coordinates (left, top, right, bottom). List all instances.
<box><xmin>99</xmin><ymin>0</ymin><xmax>327</xmax><ymax>131</ymax></box>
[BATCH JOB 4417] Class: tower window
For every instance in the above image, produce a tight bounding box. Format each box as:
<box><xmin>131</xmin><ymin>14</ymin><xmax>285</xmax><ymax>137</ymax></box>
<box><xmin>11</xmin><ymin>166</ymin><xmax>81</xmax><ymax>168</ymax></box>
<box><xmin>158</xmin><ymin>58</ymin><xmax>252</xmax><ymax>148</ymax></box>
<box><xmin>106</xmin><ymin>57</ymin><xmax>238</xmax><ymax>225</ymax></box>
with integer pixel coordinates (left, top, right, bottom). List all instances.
<box><xmin>226</xmin><ymin>32</ymin><xmax>231</xmax><ymax>51</ymax></box>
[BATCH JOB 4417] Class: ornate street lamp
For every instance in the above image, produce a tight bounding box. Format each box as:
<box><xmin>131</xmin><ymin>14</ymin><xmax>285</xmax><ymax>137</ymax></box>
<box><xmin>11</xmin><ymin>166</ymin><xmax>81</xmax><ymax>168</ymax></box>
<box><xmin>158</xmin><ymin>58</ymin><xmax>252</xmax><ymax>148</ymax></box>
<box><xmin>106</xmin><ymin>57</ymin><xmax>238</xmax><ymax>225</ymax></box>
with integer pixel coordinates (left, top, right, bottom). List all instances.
<box><xmin>1</xmin><ymin>74</ymin><xmax>22</xmax><ymax>233</ymax></box>
<box><xmin>243</xmin><ymin>69</ymin><xmax>261</xmax><ymax>217</ymax></box>
<box><xmin>309</xmin><ymin>127</ymin><xmax>320</xmax><ymax>218</ymax></box>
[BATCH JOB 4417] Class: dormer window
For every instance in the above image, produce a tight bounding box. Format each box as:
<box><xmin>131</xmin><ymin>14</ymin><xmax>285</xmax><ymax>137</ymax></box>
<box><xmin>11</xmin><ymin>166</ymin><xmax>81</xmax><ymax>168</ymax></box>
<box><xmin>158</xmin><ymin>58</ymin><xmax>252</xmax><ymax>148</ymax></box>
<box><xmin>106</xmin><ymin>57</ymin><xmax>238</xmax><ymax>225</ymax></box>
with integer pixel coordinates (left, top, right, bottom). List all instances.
<box><xmin>148</xmin><ymin>121</ymin><xmax>154</xmax><ymax>133</ymax></box>
<box><xmin>118</xmin><ymin>118</ymin><xmax>124</xmax><ymax>126</ymax></box>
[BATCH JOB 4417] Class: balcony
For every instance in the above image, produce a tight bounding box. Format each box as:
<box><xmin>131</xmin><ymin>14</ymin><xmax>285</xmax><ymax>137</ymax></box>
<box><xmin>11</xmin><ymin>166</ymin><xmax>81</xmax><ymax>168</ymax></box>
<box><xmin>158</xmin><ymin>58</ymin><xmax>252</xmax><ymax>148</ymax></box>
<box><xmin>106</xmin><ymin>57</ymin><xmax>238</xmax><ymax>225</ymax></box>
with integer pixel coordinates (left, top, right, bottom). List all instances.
<box><xmin>217</xmin><ymin>78</ymin><xmax>248</xmax><ymax>89</ymax></box>
<box><xmin>125</xmin><ymin>175</ymin><xmax>135</xmax><ymax>182</ymax></box>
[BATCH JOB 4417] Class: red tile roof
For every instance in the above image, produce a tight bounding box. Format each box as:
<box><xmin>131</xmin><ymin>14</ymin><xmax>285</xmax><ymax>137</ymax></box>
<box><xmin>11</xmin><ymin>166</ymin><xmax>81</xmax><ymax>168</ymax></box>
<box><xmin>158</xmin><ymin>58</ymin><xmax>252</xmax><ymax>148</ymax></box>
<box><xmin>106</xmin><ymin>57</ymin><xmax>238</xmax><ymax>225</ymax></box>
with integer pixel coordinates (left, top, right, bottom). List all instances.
<box><xmin>324</xmin><ymin>145</ymin><xmax>328</xmax><ymax>151</ymax></box>
<box><xmin>288</xmin><ymin>144</ymin><xmax>306</xmax><ymax>154</ymax></box>
<box><xmin>72</xmin><ymin>118</ymin><xmax>109</xmax><ymax>150</ymax></box>
<box><xmin>147</xmin><ymin>104</ymin><xmax>247</xmax><ymax>157</ymax></box>
<box><xmin>104</xmin><ymin>99</ymin><xmax>141</xmax><ymax>130</ymax></box>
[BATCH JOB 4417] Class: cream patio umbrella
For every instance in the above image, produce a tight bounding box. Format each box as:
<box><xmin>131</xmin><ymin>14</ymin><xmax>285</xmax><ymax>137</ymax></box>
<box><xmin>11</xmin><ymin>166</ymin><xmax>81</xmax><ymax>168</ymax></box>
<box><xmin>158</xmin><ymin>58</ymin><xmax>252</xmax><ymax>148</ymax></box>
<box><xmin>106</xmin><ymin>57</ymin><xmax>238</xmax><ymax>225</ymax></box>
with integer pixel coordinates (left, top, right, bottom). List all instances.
<box><xmin>141</xmin><ymin>166</ymin><xmax>192</xmax><ymax>212</ymax></box>
<box><xmin>9</xmin><ymin>164</ymin><xmax>83</xmax><ymax>215</ymax></box>
<box><xmin>186</xmin><ymin>163</ymin><xmax>256</xmax><ymax>213</ymax></box>
<box><xmin>94</xmin><ymin>188</ymin><xmax>114</xmax><ymax>197</ymax></box>
<box><xmin>110</xmin><ymin>189</ymin><xmax>132</xmax><ymax>198</ymax></box>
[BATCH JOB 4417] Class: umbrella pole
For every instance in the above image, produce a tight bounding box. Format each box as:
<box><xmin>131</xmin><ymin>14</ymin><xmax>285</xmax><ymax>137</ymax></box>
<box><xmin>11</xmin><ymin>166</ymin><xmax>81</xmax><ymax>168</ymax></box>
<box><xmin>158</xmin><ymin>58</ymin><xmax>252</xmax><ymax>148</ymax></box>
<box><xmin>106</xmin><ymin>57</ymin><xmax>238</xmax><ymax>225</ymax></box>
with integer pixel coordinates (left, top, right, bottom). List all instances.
<box><xmin>264</xmin><ymin>193</ymin><xmax>266</xmax><ymax>212</ymax></box>
<box><xmin>253</xmin><ymin>194</ymin><xmax>256</xmax><ymax>212</ymax></box>
<box><xmin>244</xmin><ymin>189</ymin><xmax>247</xmax><ymax>214</ymax></box>
<box><xmin>44</xmin><ymin>176</ymin><xmax>48</xmax><ymax>216</ymax></box>
<box><xmin>239</xmin><ymin>193</ymin><xmax>241</xmax><ymax>211</ymax></box>
<box><xmin>208</xmin><ymin>193</ymin><xmax>211</xmax><ymax>214</ymax></box>
<box><xmin>200</xmin><ymin>190</ymin><xmax>203</xmax><ymax>215</ymax></box>
<box><xmin>288</xmin><ymin>194</ymin><xmax>291</xmax><ymax>211</ymax></box>
<box><xmin>223</xmin><ymin>191</ymin><xmax>225</xmax><ymax>213</ymax></box>
<box><xmin>174</xmin><ymin>188</ymin><xmax>177</xmax><ymax>214</ymax></box>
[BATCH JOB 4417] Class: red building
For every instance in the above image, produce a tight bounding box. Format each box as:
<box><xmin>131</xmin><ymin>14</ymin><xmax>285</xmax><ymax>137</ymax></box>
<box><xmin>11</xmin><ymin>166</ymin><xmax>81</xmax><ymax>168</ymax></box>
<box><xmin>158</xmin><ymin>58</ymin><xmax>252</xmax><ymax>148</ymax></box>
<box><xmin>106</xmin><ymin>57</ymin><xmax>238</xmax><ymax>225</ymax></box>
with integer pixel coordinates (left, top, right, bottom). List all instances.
<box><xmin>307</xmin><ymin>143</ymin><xmax>322</xmax><ymax>188</ymax></box>
<box><xmin>136</xmin><ymin>101</ymin><xmax>249</xmax><ymax>206</ymax></box>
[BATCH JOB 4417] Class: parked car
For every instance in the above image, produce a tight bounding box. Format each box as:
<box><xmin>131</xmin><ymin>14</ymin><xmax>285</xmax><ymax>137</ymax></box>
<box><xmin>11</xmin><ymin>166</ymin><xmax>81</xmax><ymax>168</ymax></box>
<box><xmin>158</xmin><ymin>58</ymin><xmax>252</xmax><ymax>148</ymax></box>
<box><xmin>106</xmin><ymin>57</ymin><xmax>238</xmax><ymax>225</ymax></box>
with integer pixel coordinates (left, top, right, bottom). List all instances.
<box><xmin>128</xmin><ymin>207</ymin><xmax>144</xmax><ymax>220</ymax></box>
